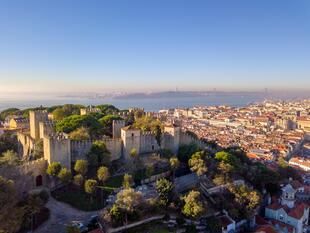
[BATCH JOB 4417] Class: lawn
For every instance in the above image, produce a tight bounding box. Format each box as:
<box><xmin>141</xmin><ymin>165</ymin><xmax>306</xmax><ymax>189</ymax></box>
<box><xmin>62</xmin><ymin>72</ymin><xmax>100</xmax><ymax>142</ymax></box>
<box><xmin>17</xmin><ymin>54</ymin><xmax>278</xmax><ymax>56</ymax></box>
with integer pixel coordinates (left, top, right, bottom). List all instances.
<box><xmin>52</xmin><ymin>184</ymin><xmax>104</xmax><ymax>211</ymax></box>
<box><xmin>126</xmin><ymin>220</ymin><xmax>170</xmax><ymax>233</ymax></box>
<box><xmin>105</xmin><ymin>174</ymin><xmax>124</xmax><ymax>188</ymax></box>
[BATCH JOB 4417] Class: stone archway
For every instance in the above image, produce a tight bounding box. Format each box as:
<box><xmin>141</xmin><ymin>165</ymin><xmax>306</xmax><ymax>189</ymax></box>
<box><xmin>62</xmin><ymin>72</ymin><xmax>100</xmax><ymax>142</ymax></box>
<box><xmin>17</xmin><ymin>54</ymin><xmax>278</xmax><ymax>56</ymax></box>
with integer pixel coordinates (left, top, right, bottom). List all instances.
<box><xmin>36</xmin><ymin>175</ymin><xmax>43</xmax><ymax>187</ymax></box>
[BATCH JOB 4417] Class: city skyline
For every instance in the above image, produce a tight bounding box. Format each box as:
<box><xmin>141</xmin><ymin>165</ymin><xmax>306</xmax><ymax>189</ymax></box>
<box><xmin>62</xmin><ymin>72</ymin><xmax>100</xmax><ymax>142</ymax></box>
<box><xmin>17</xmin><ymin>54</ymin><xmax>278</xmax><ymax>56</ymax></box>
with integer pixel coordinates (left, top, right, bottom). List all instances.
<box><xmin>1</xmin><ymin>0</ymin><xmax>310</xmax><ymax>93</ymax></box>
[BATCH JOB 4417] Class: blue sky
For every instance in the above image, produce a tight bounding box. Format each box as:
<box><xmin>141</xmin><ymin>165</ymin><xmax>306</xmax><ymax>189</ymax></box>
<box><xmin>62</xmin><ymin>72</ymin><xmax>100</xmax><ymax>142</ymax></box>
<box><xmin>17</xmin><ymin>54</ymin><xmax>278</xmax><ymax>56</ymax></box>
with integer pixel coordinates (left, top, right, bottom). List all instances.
<box><xmin>0</xmin><ymin>0</ymin><xmax>309</xmax><ymax>93</ymax></box>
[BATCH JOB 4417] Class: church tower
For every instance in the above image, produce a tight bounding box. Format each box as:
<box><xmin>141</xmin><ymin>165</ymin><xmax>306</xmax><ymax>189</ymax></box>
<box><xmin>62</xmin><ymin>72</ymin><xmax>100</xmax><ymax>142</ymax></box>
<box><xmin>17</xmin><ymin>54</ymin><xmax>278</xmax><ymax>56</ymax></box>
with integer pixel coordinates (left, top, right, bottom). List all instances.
<box><xmin>281</xmin><ymin>184</ymin><xmax>296</xmax><ymax>208</ymax></box>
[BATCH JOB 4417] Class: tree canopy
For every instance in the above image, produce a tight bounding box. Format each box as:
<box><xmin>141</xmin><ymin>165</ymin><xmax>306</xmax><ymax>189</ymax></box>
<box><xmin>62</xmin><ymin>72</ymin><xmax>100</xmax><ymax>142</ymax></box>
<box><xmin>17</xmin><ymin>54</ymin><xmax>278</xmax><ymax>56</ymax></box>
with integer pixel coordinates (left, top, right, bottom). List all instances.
<box><xmin>133</xmin><ymin>116</ymin><xmax>163</xmax><ymax>132</ymax></box>
<box><xmin>0</xmin><ymin>133</ymin><xmax>17</xmax><ymax>155</ymax></box>
<box><xmin>177</xmin><ymin>143</ymin><xmax>199</xmax><ymax>163</ymax></box>
<box><xmin>87</xmin><ymin>141</ymin><xmax>111</xmax><ymax>168</ymax></box>
<box><xmin>58</xmin><ymin>168</ymin><xmax>72</xmax><ymax>184</ymax></box>
<box><xmin>56</xmin><ymin>114</ymin><xmax>102</xmax><ymax>136</ymax></box>
<box><xmin>182</xmin><ymin>190</ymin><xmax>205</xmax><ymax>219</ymax></box>
<box><xmin>74</xmin><ymin>160</ymin><xmax>88</xmax><ymax>176</ymax></box>
<box><xmin>188</xmin><ymin>152</ymin><xmax>207</xmax><ymax>176</ymax></box>
<box><xmin>123</xmin><ymin>173</ymin><xmax>133</xmax><ymax>188</ymax></box>
<box><xmin>52</xmin><ymin>104</ymin><xmax>83</xmax><ymax>120</ymax></box>
<box><xmin>84</xmin><ymin>179</ymin><xmax>98</xmax><ymax>196</ymax></box>
<box><xmin>46</xmin><ymin>162</ymin><xmax>62</xmax><ymax>176</ymax></box>
<box><xmin>156</xmin><ymin>178</ymin><xmax>174</xmax><ymax>207</ymax></box>
<box><xmin>97</xmin><ymin>166</ymin><xmax>109</xmax><ymax>183</ymax></box>
<box><xmin>0</xmin><ymin>176</ymin><xmax>24</xmax><ymax>233</ymax></box>
<box><xmin>69</xmin><ymin>127</ymin><xmax>90</xmax><ymax>141</ymax></box>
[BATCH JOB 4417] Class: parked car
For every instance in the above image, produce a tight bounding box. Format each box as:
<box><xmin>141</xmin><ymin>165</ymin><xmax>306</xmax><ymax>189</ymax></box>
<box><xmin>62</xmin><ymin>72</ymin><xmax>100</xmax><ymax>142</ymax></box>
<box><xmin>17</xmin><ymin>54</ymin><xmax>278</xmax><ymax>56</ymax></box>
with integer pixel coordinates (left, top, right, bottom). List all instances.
<box><xmin>87</xmin><ymin>215</ymin><xmax>100</xmax><ymax>231</ymax></box>
<box><xmin>70</xmin><ymin>221</ymin><xmax>88</xmax><ymax>233</ymax></box>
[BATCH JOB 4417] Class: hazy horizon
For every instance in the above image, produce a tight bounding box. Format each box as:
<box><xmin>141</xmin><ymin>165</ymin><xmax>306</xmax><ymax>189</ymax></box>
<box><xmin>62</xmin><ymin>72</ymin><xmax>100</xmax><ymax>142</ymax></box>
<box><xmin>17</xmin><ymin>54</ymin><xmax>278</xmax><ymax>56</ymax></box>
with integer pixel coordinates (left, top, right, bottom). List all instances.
<box><xmin>1</xmin><ymin>1</ymin><xmax>310</xmax><ymax>92</ymax></box>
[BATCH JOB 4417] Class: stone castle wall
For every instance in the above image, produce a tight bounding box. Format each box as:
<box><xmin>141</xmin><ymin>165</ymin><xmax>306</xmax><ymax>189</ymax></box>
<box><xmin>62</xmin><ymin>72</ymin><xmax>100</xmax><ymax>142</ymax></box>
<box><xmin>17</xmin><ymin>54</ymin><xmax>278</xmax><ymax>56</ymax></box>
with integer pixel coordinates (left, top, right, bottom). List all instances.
<box><xmin>140</xmin><ymin>131</ymin><xmax>159</xmax><ymax>154</ymax></box>
<box><xmin>30</xmin><ymin>111</ymin><xmax>48</xmax><ymax>140</ymax></box>
<box><xmin>121</xmin><ymin>129</ymin><xmax>141</xmax><ymax>160</ymax></box>
<box><xmin>44</xmin><ymin>135</ymin><xmax>71</xmax><ymax>169</ymax></box>
<box><xmin>0</xmin><ymin>158</ymin><xmax>48</xmax><ymax>197</ymax></box>
<box><xmin>39</xmin><ymin>121</ymin><xmax>55</xmax><ymax>139</ymax></box>
<box><xmin>70</xmin><ymin>140</ymin><xmax>93</xmax><ymax>161</ymax></box>
<box><xmin>17</xmin><ymin>132</ymin><xmax>35</xmax><ymax>157</ymax></box>
<box><xmin>103</xmin><ymin>138</ymin><xmax>123</xmax><ymax>160</ymax></box>
<box><xmin>70</xmin><ymin>138</ymin><xmax>123</xmax><ymax>162</ymax></box>
<box><xmin>180</xmin><ymin>132</ymin><xmax>211</xmax><ymax>150</ymax></box>
<box><xmin>113</xmin><ymin>120</ymin><xmax>125</xmax><ymax>139</ymax></box>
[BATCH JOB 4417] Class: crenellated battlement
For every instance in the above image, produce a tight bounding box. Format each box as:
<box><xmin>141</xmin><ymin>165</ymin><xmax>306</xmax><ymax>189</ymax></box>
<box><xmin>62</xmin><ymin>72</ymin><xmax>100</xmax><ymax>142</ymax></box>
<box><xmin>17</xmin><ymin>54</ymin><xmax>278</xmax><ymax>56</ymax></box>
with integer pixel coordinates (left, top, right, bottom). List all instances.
<box><xmin>70</xmin><ymin>140</ymin><xmax>93</xmax><ymax>147</ymax></box>
<box><xmin>46</xmin><ymin>133</ymin><xmax>69</xmax><ymax>141</ymax></box>
<box><xmin>102</xmin><ymin>137</ymin><xmax>122</xmax><ymax>143</ymax></box>
<box><xmin>141</xmin><ymin>131</ymin><xmax>154</xmax><ymax>136</ymax></box>
<box><xmin>113</xmin><ymin>119</ymin><xmax>125</xmax><ymax>124</ymax></box>
<box><xmin>41</xmin><ymin>120</ymin><xmax>55</xmax><ymax>126</ymax></box>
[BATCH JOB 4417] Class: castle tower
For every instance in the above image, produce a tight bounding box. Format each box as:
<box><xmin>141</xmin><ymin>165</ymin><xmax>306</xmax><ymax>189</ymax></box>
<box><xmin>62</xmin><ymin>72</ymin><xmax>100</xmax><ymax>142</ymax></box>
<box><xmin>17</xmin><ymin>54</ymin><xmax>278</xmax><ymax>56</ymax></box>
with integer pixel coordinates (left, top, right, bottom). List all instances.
<box><xmin>39</xmin><ymin>121</ymin><xmax>56</xmax><ymax>139</ymax></box>
<box><xmin>163</xmin><ymin>124</ymin><xmax>181</xmax><ymax>154</ymax></box>
<box><xmin>121</xmin><ymin>125</ymin><xmax>141</xmax><ymax>160</ymax></box>
<box><xmin>112</xmin><ymin>120</ymin><xmax>125</xmax><ymax>139</ymax></box>
<box><xmin>30</xmin><ymin>110</ymin><xmax>48</xmax><ymax>140</ymax></box>
<box><xmin>43</xmin><ymin>133</ymin><xmax>71</xmax><ymax>169</ymax></box>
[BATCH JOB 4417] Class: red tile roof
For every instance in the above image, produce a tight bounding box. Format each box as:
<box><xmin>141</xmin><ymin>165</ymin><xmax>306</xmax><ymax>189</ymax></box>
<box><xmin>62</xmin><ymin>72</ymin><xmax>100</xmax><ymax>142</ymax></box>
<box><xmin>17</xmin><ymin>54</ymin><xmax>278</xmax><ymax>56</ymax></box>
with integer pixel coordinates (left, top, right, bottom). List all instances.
<box><xmin>218</xmin><ymin>216</ymin><xmax>233</xmax><ymax>227</ymax></box>
<box><xmin>255</xmin><ymin>225</ymin><xmax>278</xmax><ymax>233</ymax></box>
<box><xmin>270</xmin><ymin>219</ymin><xmax>294</xmax><ymax>233</ymax></box>
<box><xmin>256</xmin><ymin>216</ymin><xmax>269</xmax><ymax>225</ymax></box>
<box><xmin>266</xmin><ymin>202</ymin><xmax>282</xmax><ymax>210</ymax></box>
<box><xmin>88</xmin><ymin>229</ymin><xmax>104</xmax><ymax>233</ymax></box>
<box><xmin>287</xmin><ymin>203</ymin><xmax>308</xmax><ymax>219</ymax></box>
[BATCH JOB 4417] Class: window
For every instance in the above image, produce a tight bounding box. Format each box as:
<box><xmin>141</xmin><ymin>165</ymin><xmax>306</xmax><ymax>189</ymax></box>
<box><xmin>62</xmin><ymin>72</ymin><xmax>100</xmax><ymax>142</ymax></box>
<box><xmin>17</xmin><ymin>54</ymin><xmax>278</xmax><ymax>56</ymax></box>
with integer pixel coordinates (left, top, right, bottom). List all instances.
<box><xmin>132</xmin><ymin>133</ymin><xmax>134</xmax><ymax>137</ymax></box>
<box><xmin>279</xmin><ymin>214</ymin><xmax>284</xmax><ymax>221</ymax></box>
<box><xmin>152</xmin><ymin>145</ymin><xmax>154</xmax><ymax>150</ymax></box>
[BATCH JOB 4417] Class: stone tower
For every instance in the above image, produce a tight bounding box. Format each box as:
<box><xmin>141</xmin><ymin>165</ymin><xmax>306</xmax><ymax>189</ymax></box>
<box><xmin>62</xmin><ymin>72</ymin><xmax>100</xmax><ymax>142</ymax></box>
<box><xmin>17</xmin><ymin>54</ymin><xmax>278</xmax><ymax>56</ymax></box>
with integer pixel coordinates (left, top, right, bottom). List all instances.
<box><xmin>112</xmin><ymin>120</ymin><xmax>125</xmax><ymax>139</ymax></box>
<box><xmin>30</xmin><ymin>110</ymin><xmax>48</xmax><ymax>140</ymax></box>
<box><xmin>280</xmin><ymin>184</ymin><xmax>296</xmax><ymax>208</ymax></box>
<box><xmin>43</xmin><ymin>133</ymin><xmax>71</xmax><ymax>169</ymax></box>
<box><xmin>163</xmin><ymin>124</ymin><xmax>181</xmax><ymax>154</ymax></box>
<box><xmin>121</xmin><ymin>126</ymin><xmax>141</xmax><ymax>160</ymax></box>
<box><xmin>39</xmin><ymin>121</ymin><xmax>55</xmax><ymax>139</ymax></box>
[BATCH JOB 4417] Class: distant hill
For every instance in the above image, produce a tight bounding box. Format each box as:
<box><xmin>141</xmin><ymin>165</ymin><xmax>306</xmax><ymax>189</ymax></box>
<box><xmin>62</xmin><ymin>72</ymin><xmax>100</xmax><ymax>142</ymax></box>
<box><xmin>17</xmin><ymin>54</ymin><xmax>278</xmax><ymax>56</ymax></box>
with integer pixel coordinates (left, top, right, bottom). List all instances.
<box><xmin>114</xmin><ymin>91</ymin><xmax>265</xmax><ymax>99</ymax></box>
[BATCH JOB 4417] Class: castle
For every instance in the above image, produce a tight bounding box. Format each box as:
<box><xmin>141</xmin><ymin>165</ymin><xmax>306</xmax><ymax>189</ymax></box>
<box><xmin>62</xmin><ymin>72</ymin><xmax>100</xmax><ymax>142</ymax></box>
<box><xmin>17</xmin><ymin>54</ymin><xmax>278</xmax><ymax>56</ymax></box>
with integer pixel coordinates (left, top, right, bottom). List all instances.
<box><xmin>18</xmin><ymin>110</ymin><xmax>208</xmax><ymax>171</ymax></box>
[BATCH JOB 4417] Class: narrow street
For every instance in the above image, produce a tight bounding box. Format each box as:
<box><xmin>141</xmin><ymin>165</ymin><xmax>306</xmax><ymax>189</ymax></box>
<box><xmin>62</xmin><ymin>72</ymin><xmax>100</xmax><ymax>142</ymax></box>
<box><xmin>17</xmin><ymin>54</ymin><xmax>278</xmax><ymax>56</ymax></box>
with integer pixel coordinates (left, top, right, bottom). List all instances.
<box><xmin>35</xmin><ymin>197</ymin><xmax>101</xmax><ymax>233</ymax></box>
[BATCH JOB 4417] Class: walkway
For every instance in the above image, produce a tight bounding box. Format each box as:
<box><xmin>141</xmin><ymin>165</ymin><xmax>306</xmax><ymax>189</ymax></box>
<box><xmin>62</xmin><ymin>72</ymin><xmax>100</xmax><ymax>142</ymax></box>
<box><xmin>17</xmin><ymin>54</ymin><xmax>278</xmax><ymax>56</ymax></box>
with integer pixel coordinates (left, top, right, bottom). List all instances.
<box><xmin>34</xmin><ymin>197</ymin><xmax>100</xmax><ymax>233</ymax></box>
<box><xmin>108</xmin><ymin>215</ymin><xmax>164</xmax><ymax>233</ymax></box>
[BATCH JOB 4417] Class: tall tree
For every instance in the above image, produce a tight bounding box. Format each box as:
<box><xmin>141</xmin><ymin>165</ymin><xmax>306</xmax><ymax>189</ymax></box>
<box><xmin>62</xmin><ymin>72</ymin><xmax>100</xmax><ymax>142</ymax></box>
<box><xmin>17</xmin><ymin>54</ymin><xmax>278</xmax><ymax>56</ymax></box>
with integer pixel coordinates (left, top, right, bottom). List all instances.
<box><xmin>115</xmin><ymin>188</ymin><xmax>142</xmax><ymax>226</ymax></box>
<box><xmin>123</xmin><ymin>173</ymin><xmax>133</xmax><ymax>188</ymax></box>
<box><xmin>97</xmin><ymin>166</ymin><xmax>109</xmax><ymax>204</ymax></box>
<box><xmin>228</xmin><ymin>184</ymin><xmax>260</xmax><ymax>217</ymax></box>
<box><xmin>69</xmin><ymin>127</ymin><xmax>90</xmax><ymax>141</ymax></box>
<box><xmin>97</xmin><ymin>166</ymin><xmax>109</xmax><ymax>183</ymax></box>
<box><xmin>188</xmin><ymin>152</ymin><xmax>207</xmax><ymax>176</ymax></box>
<box><xmin>217</xmin><ymin>161</ymin><xmax>233</xmax><ymax>183</ymax></box>
<box><xmin>182</xmin><ymin>190</ymin><xmax>205</xmax><ymax>219</ymax></box>
<box><xmin>0</xmin><ymin>150</ymin><xmax>21</xmax><ymax>166</ymax></box>
<box><xmin>58</xmin><ymin>168</ymin><xmax>72</xmax><ymax>184</ymax></box>
<box><xmin>156</xmin><ymin>178</ymin><xmax>174</xmax><ymax>207</ymax></box>
<box><xmin>87</xmin><ymin>141</ymin><xmax>111</xmax><ymax>168</ymax></box>
<box><xmin>154</xmin><ymin>125</ymin><xmax>162</xmax><ymax>147</ymax></box>
<box><xmin>84</xmin><ymin>179</ymin><xmax>98</xmax><ymax>202</ymax></box>
<box><xmin>73</xmin><ymin>174</ymin><xmax>84</xmax><ymax>189</ymax></box>
<box><xmin>46</xmin><ymin>162</ymin><xmax>62</xmax><ymax>176</ymax></box>
<box><xmin>0</xmin><ymin>176</ymin><xmax>24</xmax><ymax>233</ymax></box>
<box><xmin>129</xmin><ymin>148</ymin><xmax>139</xmax><ymax>171</ymax></box>
<box><xmin>74</xmin><ymin>160</ymin><xmax>88</xmax><ymax>176</ymax></box>
<box><xmin>169</xmin><ymin>157</ymin><xmax>180</xmax><ymax>180</ymax></box>
<box><xmin>33</xmin><ymin>139</ymin><xmax>44</xmax><ymax>159</ymax></box>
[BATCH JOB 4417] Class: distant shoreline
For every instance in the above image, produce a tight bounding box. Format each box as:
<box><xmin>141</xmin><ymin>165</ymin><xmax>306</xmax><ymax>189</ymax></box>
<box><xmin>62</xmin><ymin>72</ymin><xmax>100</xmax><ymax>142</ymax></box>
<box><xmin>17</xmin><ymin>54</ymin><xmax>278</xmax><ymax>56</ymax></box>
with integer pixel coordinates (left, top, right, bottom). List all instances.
<box><xmin>0</xmin><ymin>91</ymin><xmax>309</xmax><ymax>112</ymax></box>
